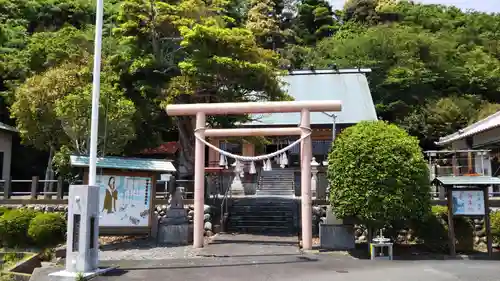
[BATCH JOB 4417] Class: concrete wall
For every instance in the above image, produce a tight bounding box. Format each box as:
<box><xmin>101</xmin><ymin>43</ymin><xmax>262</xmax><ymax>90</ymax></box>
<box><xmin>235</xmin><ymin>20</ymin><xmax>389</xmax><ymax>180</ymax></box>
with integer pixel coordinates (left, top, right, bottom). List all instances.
<box><xmin>0</xmin><ymin>130</ymin><xmax>12</xmax><ymax>180</ymax></box>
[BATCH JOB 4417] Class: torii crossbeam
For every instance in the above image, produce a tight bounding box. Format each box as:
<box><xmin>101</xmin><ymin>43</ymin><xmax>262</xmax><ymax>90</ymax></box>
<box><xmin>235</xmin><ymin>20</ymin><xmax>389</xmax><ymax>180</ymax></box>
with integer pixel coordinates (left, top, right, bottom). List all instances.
<box><xmin>166</xmin><ymin>100</ymin><xmax>342</xmax><ymax>250</ymax></box>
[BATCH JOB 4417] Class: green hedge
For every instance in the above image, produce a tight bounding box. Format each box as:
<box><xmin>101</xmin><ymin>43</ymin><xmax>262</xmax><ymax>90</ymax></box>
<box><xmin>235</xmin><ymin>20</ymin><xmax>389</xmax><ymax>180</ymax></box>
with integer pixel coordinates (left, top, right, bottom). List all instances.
<box><xmin>411</xmin><ymin>205</ymin><xmax>474</xmax><ymax>252</ymax></box>
<box><xmin>0</xmin><ymin>209</ymin><xmax>38</xmax><ymax>248</ymax></box>
<box><xmin>0</xmin><ymin>209</ymin><xmax>66</xmax><ymax>249</ymax></box>
<box><xmin>0</xmin><ymin>207</ymin><xmax>10</xmax><ymax>216</ymax></box>
<box><xmin>28</xmin><ymin>212</ymin><xmax>66</xmax><ymax>248</ymax></box>
<box><xmin>490</xmin><ymin>211</ymin><xmax>500</xmax><ymax>244</ymax></box>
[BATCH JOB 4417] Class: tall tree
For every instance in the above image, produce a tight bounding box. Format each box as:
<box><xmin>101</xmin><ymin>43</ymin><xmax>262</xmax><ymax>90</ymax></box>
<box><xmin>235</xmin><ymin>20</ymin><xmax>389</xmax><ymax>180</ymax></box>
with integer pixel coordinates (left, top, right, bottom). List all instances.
<box><xmin>294</xmin><ymin>0</ymin><xmax>338</xmax><ymax>45</ymax></box>
<box><xmin>164</xmin><ymin>0</ymin><xmax>289</xmax><ymax>176</ymax></box>
<box><xmin>11</xmin><ymin>56</ymin><xmax>136</xmax><ymax>179</ymax></box>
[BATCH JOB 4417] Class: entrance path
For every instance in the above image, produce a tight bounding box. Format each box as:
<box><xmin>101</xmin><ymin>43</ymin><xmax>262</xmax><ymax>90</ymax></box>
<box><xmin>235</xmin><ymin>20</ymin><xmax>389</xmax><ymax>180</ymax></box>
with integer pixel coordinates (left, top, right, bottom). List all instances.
<box><xmin>198</xmin><ymin>233</ymin><xmax>300</xmax><ymax>257</ymax></box>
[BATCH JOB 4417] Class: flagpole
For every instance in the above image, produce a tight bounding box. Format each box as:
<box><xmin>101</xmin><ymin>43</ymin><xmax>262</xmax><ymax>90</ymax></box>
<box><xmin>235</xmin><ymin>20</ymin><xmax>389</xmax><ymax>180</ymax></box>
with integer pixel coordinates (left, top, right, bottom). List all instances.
<box><xmin>88</xmin><ymin>0</ymin><xmax>105</xmax><ymax>186</ymax></box>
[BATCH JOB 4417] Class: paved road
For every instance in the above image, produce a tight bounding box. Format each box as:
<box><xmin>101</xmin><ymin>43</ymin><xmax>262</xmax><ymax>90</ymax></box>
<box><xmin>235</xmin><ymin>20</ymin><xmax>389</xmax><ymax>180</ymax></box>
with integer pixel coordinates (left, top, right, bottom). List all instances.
<box><xmin>33</xmin><ymin>234</ymin><xmax>500</xmax><ymax>281</ymax></box>
<box><xmin>94</xmin><ymin>255</ymin><xmax>500</xmax><ymax>281</ymax></box>
<box><xmin>34</xmin><ymin>253</ymin><xmax>500</xmax><ymax>281</ymax></box>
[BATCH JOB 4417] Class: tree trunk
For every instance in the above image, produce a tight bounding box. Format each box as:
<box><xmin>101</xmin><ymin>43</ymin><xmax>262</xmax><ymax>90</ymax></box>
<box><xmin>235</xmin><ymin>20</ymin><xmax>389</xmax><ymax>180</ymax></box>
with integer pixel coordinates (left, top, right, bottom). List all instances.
<box><xmin>43</xmin><ymin>146</ymin><xmax>54</xmax><ymax>195</ymax></box>
<box><xmin>176</xmin><ymin>115</ymin><xmax>195</xmax><ymax>178</ymax></box>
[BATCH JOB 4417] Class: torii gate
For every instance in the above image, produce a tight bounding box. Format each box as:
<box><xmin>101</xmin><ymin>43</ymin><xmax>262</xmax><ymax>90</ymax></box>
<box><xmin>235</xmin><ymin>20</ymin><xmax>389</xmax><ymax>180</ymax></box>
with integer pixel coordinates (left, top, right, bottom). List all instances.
<box><xmin>166</xmin><ymin>100</ymin><xmax>342</xmax><ymax>250</ymax></box>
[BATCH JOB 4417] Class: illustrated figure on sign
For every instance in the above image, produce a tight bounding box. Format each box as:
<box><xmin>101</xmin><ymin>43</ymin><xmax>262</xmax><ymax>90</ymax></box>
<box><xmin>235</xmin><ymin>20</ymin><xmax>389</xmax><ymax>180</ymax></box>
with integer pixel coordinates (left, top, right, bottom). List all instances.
<box><xmin>102</xmin><ymin>177</ymin><xmax>119</xmax><ymax>213</ymax></box>
<box><xmin>452</xmin><ymin>195</ymin><xmax>464</xmax><ymax>214</ymax></box>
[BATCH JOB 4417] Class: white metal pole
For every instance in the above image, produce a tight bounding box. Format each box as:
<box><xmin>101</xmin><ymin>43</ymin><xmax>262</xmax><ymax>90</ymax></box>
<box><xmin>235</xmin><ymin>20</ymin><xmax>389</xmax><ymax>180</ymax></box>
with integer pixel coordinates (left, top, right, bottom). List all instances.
<box><xmin>88</xmin><ymin>0</ymin><xmax>105</xmax><ymax>186</ymax></box>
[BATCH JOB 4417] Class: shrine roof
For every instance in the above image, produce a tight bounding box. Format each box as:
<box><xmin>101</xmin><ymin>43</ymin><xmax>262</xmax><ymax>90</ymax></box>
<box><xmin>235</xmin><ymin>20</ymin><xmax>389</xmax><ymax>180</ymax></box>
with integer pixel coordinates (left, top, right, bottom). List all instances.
<box><xmin>432</xmin><ymin>176</ymin><xmax>500</xmax><ymax>186</ymax></box>
<box><xmin>70</xmin><ymin>155</ymin><xmax>176</xmax><ymax>172</ymax></box>
<box><xmin>242</xmin><ymin>69</ymin><xmax>378</xmax><ymax>126</ymax></box>
<box><xmin>436</xmin><ymin>110</ymin><xmax>500</xmax><ymax>146</ymax></box>
<box><xmin>0</xmin><ymin>122</ymin><xmax>18</xmax><ymax>133</ymax></box>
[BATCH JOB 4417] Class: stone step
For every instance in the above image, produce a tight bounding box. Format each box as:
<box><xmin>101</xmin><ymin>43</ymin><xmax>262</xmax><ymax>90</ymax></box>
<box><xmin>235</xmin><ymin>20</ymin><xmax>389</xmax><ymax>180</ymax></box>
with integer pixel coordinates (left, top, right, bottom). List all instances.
<box><xmin>230</xmin><ymin>213</ymin><xmax>294</xmax><ymax>219</ymax></box>
<box><xmin>226</xmin><ymin>197</ymin><xmax>298</xmax><ymax>235</ymax></box>
<box><xmin>229</xmin><ymin>219</ymin><xmax>294</xmax><ymax>226</ymax></box>
<box><xmin>231</xmin><ymin>198</ymin><xmax>297</xmax><ymax>204</ymax></box>
<box><xmin>226</xmin><ymin>226</ymin><xmax>297</xmax><ymax>234</ymax></box>
<box><xmin>256</xmin><ymin>191</ymin><xmax>295</xmax><ymax>196</ymax></box>
<box><xmin>231</xmin><ymin>206</ymin><xmax>295</xmax><ymax>212</ymax></box>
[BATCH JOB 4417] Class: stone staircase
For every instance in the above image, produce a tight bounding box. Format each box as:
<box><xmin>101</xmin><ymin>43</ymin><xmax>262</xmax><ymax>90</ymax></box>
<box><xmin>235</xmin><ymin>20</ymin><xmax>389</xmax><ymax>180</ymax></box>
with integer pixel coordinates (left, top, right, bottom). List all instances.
<box><xmin>256</xmin><ymin>168</ymin><xmax>295</xmax><ymax>196</ymax></box>
<box><xmin>225</xmin><ymin>197</ymin><xmax>299</xmax><ymax>235</ymax></box>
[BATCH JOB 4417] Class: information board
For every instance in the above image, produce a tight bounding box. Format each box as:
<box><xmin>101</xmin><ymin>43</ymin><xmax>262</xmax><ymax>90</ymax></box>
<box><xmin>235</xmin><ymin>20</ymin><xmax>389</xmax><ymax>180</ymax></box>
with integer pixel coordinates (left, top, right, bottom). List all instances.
<box><xmin>97</xmin><ymin>175</ymin><xmax>152</xmax><ymax>227</ymax></box>
<box><xmin>451</xmin><ymin>190</ymin><xmax>485</xmax><ymax>216</ymax></box>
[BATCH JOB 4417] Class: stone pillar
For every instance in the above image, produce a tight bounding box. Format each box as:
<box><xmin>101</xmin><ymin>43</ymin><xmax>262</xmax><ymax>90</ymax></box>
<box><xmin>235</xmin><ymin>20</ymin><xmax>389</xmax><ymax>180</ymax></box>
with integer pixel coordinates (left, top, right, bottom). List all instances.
<box><xmin>230</xmin><ymin>161</ymin><xmax>245</xmax><ymax>196</ymax></box>
<box><xmin>49</xmin><ymin>185</ymin><xmax>105</xmax><ymax>279</ymax></box>
<box><xmin>322</xmin><ymin>161</ymin><xmax>330</xmax><ymax>195</ymax></box>
<box><xmin>311</xmin><ymin>157</ymin><xmax>319</xmax><ymax>199</ymax></box>
<box><xmin>158</xmin><ymin>187</ymin><xmax>190</xmax><ymax>244</ymax></box>
<box><xmin>66</xmin><ymin>185</ymin><xmax>99</xmax><ymax>273</ymax></box>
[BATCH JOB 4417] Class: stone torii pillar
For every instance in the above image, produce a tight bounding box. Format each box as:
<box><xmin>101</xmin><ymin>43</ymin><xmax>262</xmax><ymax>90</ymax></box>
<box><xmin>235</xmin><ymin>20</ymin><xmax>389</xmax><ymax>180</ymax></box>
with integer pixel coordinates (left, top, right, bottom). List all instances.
<box><xmin>166</xmin><ymin>100</ymin><xmax>342</xmax><ymax>250</ymax></box>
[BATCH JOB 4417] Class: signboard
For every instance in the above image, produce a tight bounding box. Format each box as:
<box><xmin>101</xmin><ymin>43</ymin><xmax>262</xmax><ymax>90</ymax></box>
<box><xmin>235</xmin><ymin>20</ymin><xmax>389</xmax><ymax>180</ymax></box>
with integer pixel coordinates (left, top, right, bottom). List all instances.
<box><xmin>451</xmin><ymin>190</ymin><xmax>485</xmax><ymax>215</ymax></box>
<box><xmin>97</xmin><ymin>175</ymin><xmax>152</xmax><ymax>227</ymax></box>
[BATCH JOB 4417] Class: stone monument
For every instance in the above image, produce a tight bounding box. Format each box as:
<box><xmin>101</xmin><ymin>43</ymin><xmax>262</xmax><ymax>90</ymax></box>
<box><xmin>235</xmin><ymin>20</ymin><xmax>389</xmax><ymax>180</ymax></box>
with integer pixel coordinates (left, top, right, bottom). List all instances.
<box><xmin>230</xmin><ymin>173</ymin><xmax>245</xmax><ymax>195</ymax></box>
<box><xmin>158</xmin><ymin>186</ymin><xmax>192</xmax><ymax>244</ymax></box>
<box><xmin>319</xmin><ymin>205</ymin><xmax>355</xmax><ymax>250</ymax></box>
<box><xmin>49</xmin><ymin>185</ymin><xmax>114</xmax><ymax>280</ymax></box>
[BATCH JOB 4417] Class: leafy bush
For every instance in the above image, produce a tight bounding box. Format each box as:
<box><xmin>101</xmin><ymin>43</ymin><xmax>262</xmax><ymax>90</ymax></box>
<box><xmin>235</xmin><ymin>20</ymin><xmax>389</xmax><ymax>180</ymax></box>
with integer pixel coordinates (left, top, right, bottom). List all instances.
<box><xmin>28</xmin><ymin>212</ymin><xmax>66</xmax><ymax>248</ymax></box>
<box><xmin>412</xmin><ymin>206</ymin><xmax>474</xmax><ymax>252</ymax></box>
<box><xmin>0</xmin><ymin>207</ymin><xmax>10</xmax><ymax>216</ymax></box>
<box><xmin>490</xmin><ymin>211</ymin><xmax>500</xmax><ymax>244</ymax></box>
<box><xmin>0</xmin><ymin>209</ymin><xmax>38</xmax><ymax>248</ymax></box>
<box><xmin>327</xmin><ymin>121</ymin><xmax>431</xmax><ymax>229</ymax></box>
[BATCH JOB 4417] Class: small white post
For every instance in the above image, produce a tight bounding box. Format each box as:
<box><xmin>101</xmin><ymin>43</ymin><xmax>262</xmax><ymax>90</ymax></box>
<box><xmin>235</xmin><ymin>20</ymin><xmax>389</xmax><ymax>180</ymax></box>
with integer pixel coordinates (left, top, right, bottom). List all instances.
<box><xmin>322</xmin><ymin>161</ymin><xmax>330</xmax><ymax>196</ymax></box>
<box><xmin>311</xmin><ymin>157</ymin><xmax>319</xmax><ymax>199</ymax></box>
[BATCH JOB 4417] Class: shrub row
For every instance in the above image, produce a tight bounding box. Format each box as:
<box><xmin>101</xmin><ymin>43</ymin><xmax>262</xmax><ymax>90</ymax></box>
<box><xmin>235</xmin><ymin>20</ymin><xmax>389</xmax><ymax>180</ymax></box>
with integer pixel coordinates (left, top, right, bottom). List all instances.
<box><xmin>0</xmin><ymin>208</ymin><xmax>66</xmax><ymax>249</ymax></box>
<box><xmin>386</xmin><ymin>205</ymin><xmax>500</xmax><ymax>253</ymax></box>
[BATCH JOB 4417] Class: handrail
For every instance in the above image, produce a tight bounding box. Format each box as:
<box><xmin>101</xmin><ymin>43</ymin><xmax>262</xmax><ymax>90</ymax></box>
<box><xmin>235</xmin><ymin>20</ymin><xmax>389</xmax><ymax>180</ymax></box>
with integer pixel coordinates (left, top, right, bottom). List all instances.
<box><xmin>220</xmin><ymin>175</ymin><xmax>232</xmax><ymax>231</ymax></box>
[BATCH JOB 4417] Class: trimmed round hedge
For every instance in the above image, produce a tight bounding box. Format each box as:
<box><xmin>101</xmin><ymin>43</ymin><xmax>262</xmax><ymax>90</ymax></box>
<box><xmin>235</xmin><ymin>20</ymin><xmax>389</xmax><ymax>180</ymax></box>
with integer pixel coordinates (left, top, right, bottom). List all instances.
<box><xmin>327</xmin><ymin>121</ymin><xmax>431</xmax><ymax>228</ymax></box>
<box><xmin>0</xmin><ymin>209</ymin><xmax>38</xmax><ymax>247</ymax></box>
<box><xmin>28</xmin><ymin>212</ymin><xmax>67</xmax><ymax>248</ymax></box>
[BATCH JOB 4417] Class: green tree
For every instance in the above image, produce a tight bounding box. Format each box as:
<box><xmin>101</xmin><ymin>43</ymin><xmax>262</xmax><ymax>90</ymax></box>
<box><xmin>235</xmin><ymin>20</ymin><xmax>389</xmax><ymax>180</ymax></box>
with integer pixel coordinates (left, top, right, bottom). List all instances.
<box><xmin>294</xmin><ymin>0</ymin><xmax>338</xmax><ymax>45</ymax></box>
<box><xmin>401</xmin><ymin>96</ymin><xmax>500</xmax><ymax>148</ymax></box>
<box><xmin>11</xmin><ymin>56</ymin><xmax>136</xmax><ymax>178</ymax></box>
<box><xmin>164</xmin><ymin>0</ymin><xmax>289</xmax><ymax>175</ymax></box>
<box><xmin>327</xmin><ymin>121</ymin><xmax>431</xmax><ymax>231</ymax></box>
<box><xmin>110</xmin><ymin>0</ymin><xmax>185</xmax><ymax>153</ymax></box>
<box><xmin>245</xmin><ymin>0</ymin><xmax>284</xmax><ymax>49</ymax></box>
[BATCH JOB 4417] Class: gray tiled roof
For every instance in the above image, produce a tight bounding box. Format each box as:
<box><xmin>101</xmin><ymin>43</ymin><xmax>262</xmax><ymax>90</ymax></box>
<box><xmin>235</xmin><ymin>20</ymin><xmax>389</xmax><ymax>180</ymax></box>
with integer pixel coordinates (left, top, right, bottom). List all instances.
<box><xmin>70</xmin><ymin>155</ymin><xmax>176</xmax><ymax>172</ymax></box>
<box><xmin>436</xmin><ymin>110</ymin><xmax>500</xmax><ymax>146</ymax></box>
<box><xmin>243</xmin><ymin>69</ymin><xmax>378</xmax><ymax>126</ymax></box>
<box><xmin>0</xmin><ymin>122</ymin><xmax>18</xmax><ymax>133</ymax></box>
<box><xmin>433</xmin><ymin>176</ymin><xmax>500</xmax><ymax>186</ymax></box>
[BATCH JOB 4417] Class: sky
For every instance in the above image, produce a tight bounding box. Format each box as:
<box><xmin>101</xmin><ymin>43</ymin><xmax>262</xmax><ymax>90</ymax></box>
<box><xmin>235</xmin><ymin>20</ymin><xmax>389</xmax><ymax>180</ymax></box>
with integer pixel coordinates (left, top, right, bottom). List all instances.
<box><xmin>327</xmin><ymin>0</ymin><xmax>500</xmax><ymax>14</ymax></box>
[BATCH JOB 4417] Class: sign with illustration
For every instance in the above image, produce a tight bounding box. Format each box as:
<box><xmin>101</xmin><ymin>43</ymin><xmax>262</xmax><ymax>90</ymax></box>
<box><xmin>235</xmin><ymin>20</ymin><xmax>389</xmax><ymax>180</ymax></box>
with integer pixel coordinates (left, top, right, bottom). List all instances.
<box><xmin>97</xmin><ymin>175</ymin><xmax>152</xmax><ymax>227</ymax></box>
<box><xmin>451</xmin><ymin>190</ymin><xmax>485</xmax><ymax>216</ymax></box>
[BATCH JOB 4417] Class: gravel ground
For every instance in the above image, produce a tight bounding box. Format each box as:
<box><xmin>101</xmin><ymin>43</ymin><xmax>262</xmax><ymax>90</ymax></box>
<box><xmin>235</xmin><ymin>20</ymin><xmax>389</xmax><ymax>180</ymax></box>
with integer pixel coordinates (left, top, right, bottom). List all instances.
<box><xmin>97</xmin><ymin>236</ymin><xmax>211</xmax><ymax>260</ymax></box>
